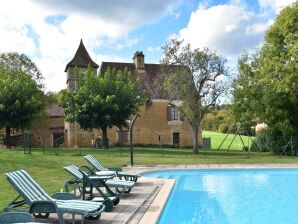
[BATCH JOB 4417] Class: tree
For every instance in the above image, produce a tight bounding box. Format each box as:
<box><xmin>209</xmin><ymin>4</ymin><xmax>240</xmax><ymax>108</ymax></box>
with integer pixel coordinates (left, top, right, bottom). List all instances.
<box><xmin>259</xmin><ymin>2</ymin><xmax>298</xmax><ymax>135</ymax></box>
<box><xmin>161</xmin><ymin>38</ymin><xmax>228</xmax><ymax>153</ymax></box>
<box><xmin>202</xmin><ymin>105</ymin><xmax>233</xmax><ymax>134</ymax></box>
<box><xmin>60</xmin><ymin>65</ymin><xmax>144</xmax><ymax>149</ymax></box>
<box><xmin>0</xmin><ymin>66</ymin><xmax>45</xmax><ymax>148</ymax></box>
<box><xmin>0</xmin><ymin>52</ymin><xmax>43</xmax><ymax>84</ymax></box>
<box><xmin>232</xmin><ymin>52</ymin><xmax>264</xmax><ymax>128</ymax></box>
<box><xmin>232</xmin><ymin>2</ymin><xmax>298</xmax><ymax>154</ymax></box>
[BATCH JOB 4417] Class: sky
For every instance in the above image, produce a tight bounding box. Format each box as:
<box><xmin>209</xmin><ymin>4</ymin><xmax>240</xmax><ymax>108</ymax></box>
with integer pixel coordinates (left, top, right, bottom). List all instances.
<box><xmin>0</xmin><ymin>0</ymin><xmax>296</xmax><ymax>92</ymax></box>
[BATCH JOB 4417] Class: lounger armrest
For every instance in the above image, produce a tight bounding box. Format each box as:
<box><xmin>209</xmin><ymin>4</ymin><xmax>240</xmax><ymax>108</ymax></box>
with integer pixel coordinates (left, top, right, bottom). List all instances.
<box><xmin>29</xmin><ymin>200</ymin><xmax>58</xmax><ymax>214</ymax></box>
<box><xmin>80</xmin><ymin>165</ymin><xmax>96</xmax><ymax>175</ymax></box>
<box><xmin>108</xmin><ymin>167</ymin><xmax>123</xmax><ymax>172</ymax></box>
<box><xmin>89</xmin><ymin>175</ymin><xmax>114</xmax><ymax>181</ymax></box>
<box><xmin>52</xmin><ymin>192</ymin><xmax>79</xmax><ymax>200</ymax></box>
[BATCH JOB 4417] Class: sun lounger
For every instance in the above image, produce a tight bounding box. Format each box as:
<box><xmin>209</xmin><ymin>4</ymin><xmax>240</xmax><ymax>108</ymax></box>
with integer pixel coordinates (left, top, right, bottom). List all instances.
<box><xmin>84</xmin><ymin>154</ymin><xmax>141</xmax><ymax>182</ymax></box>
<box><xmin>65</xmin><ymin>164</ymin><xmax>135</xmax><ymax>196</ymax></box>
<box><xmin>5</xmin><ymin>170</ymin><xmax>105</xmax><ymax>224</ymax></box>
<box><xmin>64</xmin><ymin>165</ymin><xmax>121</xmax><ymax>211</ymax></box>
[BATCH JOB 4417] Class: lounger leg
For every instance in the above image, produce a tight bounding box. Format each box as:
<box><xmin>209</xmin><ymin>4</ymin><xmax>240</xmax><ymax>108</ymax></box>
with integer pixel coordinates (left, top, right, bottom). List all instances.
<box><xmin>72</xmin><ymin>214</ymin><xmax>75</xmax><ymax>224</ymax></box>
<box><xmin>116</xmin><ymin>187</ymin><xmax>125</xmax><ymax>196</ymax></box>
<box><xmin>57</xmin><ymin>212</ymin><xmax>65</xmax><ymax>224</ymax></box>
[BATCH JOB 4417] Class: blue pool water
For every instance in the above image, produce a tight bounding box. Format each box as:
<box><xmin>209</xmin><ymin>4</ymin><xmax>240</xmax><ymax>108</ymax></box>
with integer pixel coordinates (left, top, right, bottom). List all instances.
<box><xmin>144</xmin><ymin>169</ymin><xmax>298</xmax><ymax>224</ymax></box>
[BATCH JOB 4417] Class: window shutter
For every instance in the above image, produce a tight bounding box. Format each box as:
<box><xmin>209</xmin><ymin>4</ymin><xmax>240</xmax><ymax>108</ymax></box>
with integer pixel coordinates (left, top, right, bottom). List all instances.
<box><xmin>167</xmin><ymin>105</ymin><xmax>172</xmax><ymax>121</ymax></box>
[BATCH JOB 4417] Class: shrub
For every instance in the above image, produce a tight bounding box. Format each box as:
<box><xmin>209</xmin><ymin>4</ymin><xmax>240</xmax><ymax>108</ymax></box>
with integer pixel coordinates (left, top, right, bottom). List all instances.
<box><xmin>267</xmin><ymin>130</ymin><xmax>298</xmax><ymax>156</ymax></box>
<box><xmin>250</xmin><ymin>133</ymin><xmax>270</xmax><ymax>152</ymax></box>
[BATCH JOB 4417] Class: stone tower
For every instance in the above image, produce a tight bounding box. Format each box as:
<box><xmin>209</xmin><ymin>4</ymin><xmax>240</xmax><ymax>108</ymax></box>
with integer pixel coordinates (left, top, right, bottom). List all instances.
<box><xmin>64</xmin><ymin>39</ymin><xmax>99</xmax><ymax>147</ymax></box>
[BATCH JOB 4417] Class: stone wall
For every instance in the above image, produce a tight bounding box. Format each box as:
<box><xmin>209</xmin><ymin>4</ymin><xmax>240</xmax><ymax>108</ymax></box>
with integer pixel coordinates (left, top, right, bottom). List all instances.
<box><xmin>30</xmin><ymin>117</ymin><xmax>64</xmax><ymax>147</ymax></box>
<box><xmin>29</xmin><ymin>100</ymin><xmax>202</xmax><ymax>148</ymax></box>
<box><xmin>106</xmin><ymin>99</ymin><xmax>203</xmax><ymax>147</ymax></box>
<box><xmin>65</xmin><ymin>121</ymin><xmax>101</xmax><ymax>147</ymax></box>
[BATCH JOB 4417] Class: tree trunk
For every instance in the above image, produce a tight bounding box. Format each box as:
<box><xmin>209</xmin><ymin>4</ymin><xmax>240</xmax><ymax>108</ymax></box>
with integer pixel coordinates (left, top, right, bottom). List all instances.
<box><xmin>193</xmin><ymin>126</ymin><xmax>199</xmax><ymax>154</ymax></box>
<box><xmin>102</xmin><ymin>127</ymin><xmax>109</xmax><ymax>149</ymax></box>
<box><xmin>6</xmin><ymin>126</ymin><xmax>11</xmax><ymax>149</ymax></box>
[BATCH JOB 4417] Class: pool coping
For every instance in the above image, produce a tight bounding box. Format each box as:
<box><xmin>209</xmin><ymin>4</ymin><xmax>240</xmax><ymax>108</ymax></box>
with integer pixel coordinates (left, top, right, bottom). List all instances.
<box><xmin>124</xmin><ymin>163</ymin><xmax>298</xmax><ymax>223</ymax></box>
<box><xmin>138</xmin><ymin>178</ymin><xmax>175</xmax><ymax>224</ymax></box>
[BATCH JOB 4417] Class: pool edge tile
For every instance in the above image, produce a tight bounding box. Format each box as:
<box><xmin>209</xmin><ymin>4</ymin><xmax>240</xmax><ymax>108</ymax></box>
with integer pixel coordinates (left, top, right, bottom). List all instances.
<box><xmin>138</xmin><ymin>177</ymin><xmax>176</xmax><ymax>224</ymax></box>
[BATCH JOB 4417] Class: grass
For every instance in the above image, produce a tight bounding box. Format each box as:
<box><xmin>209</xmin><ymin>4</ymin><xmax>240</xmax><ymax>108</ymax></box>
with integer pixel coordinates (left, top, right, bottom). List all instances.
<box><xmin>202</xmin><ymin>130</ymin><xmax>254</xmax><ymax>150</ymax></box>
<box><xmin>1</xmin><ymin>146</ymin><xmax>298</xmax><ymax>210</ymax></box>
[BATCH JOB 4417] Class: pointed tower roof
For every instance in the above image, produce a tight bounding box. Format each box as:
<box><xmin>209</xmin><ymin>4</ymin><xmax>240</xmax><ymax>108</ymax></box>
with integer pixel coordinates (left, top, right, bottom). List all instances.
<box><xmin>64</xmin><ymin>39</ymin><xmax>99</xmax><ymax>72</ymax></box>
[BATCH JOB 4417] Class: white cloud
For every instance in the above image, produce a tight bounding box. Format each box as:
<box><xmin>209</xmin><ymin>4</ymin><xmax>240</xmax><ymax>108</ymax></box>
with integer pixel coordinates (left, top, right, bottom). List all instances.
<box><xmin>259</xmin><ymin>0</ymin><xmax>297</xmax><ymax>13</ymax></box>
<box><xmin>147</xmin><ymin>46</ymin><xmax>161</xmax><ymax>52</ymax></box>
<box><xmin>115</xmin><ymin>36</ymin><xmax>144</xmax><ymax>50</ymax></box>
<box><xmin>0</xmin><ymin>1</ymin><xmax>38</xmax><ymax>56</ymax></box>
<box><xmin>95</xmin><ymin>54</ymin><xmax>130</xmax><ymax>64</ymax></box>
<box><xmin>176</xmin><ymin>0</ymin><xmax>296</xmax><ymax>71</ymax></box>
<box><xmin>0</xmin><ymin>0</ymin><xmax>180</xmax><ymax>92</ymax></box>
<box><xmin>31</xmin><ymin>0</ymin><xmax>181</xmax><ymax>27</ymax></box>
<box><xmin>179</xmin><ymin>3</ymin><xmax>269</xmax><ymax>58</ymax></box>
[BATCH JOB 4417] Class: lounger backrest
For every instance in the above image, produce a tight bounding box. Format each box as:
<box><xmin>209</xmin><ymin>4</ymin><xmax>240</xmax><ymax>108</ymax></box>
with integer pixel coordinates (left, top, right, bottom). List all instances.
<box><xmin>84</xmin><ymin>155</ymin><xmax>107</xmax><ymax>171</ymax></box>
<box><xmin>64</xmin><ymin>165</ymin><xmax>88</xmax><ymax>180</ymax></box>
<box><xmin>5</xmin><ymin>170</ymin><xmax>51</xmax><ymax>204</ymax></box>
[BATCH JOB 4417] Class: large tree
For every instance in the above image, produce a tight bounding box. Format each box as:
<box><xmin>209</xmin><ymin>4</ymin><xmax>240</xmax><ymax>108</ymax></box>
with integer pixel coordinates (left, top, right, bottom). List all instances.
<box><xmin>232</xmin><ymin>52</ymin><xmax>264</xmax><ymax>126</ymax></box>
<box><xmin>60</xmin><ymin>66</ymin><xmax>144</xmax><ymax>149</ymax></box>
<box><xmin>161</xmin><ymin>38</ymin><xmax>228</xmax><ymax>153</ymax></box>
<box><xmin>0</xmin><ymin>52</ymin><xmax>43</xmax><ymax>83</ymax></box>
<box><xmin>0</xmin><ymin>63</ymin><xmax>45</xmax><ymax>148</ymax></box>
<box><xmin>232</xmin><ymin>2</ymin><xmax>298</xmax><ymax>153</ymax></box>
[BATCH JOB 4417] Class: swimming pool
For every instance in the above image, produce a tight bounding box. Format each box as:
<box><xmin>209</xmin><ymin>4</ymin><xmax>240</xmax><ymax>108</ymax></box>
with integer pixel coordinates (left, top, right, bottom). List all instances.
<box><xmin>144</xmin><ymin>169</ymin><xmax>298</xmax><ymax>224</ymax></box>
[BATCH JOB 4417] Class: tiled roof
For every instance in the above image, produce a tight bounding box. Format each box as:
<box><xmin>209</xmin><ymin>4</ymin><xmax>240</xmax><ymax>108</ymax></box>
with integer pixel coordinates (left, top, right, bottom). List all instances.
<box><xmin>46</xmin><ymin>104</ymin><xmax>63</xmax><ymax>117</ymax></box>
<box><xmin>100</xmin><ymin>62</ymin><xmax>165</xmax><ymax>98</ymax></box>
<box><xmin>133</xmin><ymin>51</ymin><xmax>144</xmax><ymax>58</ymax></box>
<box><xmin>64</xmin><ymin>39</ymin><xmax>99</xmax><ymax>72</ymax></box>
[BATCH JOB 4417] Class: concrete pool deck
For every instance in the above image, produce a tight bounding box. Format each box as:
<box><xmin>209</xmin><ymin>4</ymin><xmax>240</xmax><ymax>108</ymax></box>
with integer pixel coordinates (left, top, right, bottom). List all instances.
<box><xmin>40</xmin><ymin>163</ymin><xmax>298</xmax><ymax>223</ymax></box>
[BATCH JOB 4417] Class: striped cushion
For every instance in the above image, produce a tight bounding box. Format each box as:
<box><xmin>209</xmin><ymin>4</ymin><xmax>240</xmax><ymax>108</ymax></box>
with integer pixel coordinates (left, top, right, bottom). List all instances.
<box><xmin>6</xmin><ymin>170</ymin><xmax>51</xmax><ymax>203</ymax></box>
<box><xmin>85</xmin><ymin>154</ymin><xmax>140</xmax><ymax>177</ymax></box>
<box><xmin>65</xmin><ymin>165</ymin><xmax>114</xmax><ymax>181</ymax></box>
<box><xmin>84</xmin><ymin>155</ymin><xmax>107</xmax><ymax>171</ymax></box>
<box><xmin>54</xmin><ymin>199</ymin><xmax>102</xmax><ymax>213</ymax></box>
<box><xmin>95</xmin><ymin>170</ymin><xmax>117</xmax><ymax>176</ymax></box>
<box><xmin>118</xmin><ymin>171</ymin><xmax>141</xmax><ymax>177</ymax></box>
<box><xmin>6</xmin><ymin>170</ymin><xmax>105</xmax><ymax>217</ymax></box>
<box><xmin>65</xmin><ymin>165</ymin><xmax>135</xmax><ymax>189</ymax></box>
<box><xmin>64</xmin><ymin>165</ymin><xmax>84</xmax><ymax>179</ymax></box>
<box><xmin>106</xmin><ymin>179</ymin><xmax>135</xmax><ymax>188</ymax></box>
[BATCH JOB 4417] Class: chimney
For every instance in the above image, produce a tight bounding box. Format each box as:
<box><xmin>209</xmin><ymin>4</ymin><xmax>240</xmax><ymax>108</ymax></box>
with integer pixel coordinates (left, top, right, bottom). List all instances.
<box><xmin>133</xmin><ymin>51</ymin><xmax>145</xmax><ymax>70</ymax></box>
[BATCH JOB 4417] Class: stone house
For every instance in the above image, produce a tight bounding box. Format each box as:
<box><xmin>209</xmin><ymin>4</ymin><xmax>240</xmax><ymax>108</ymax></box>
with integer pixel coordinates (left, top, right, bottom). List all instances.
<box><xmin>63</xmin><ymin>40</ymin><xmax>203</xmax><ymax>148</ymax></box>
<box><xmin>30</xmin><ymin>104</ymin><xmax>65</xmax><ymax>147</ymax></box>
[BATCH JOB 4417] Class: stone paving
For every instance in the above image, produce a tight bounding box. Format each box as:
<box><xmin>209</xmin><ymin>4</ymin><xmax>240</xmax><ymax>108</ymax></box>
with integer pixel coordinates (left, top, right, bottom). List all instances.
<box><xmin>38</xmin><ymin>163</ymin><xmax>298</xmax><ymax>223</ymax></box>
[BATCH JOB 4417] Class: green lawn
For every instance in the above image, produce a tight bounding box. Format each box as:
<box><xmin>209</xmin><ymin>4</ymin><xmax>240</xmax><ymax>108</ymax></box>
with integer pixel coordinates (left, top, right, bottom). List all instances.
<box><xmin>1</xmin><ymin>146</ymin><xmax>298</xmax><ymax>210</ymax></box>
<box><xmin>202</xmin><ymin>130</ymin><xmax>254</xmax><ymax>150</ymax></box>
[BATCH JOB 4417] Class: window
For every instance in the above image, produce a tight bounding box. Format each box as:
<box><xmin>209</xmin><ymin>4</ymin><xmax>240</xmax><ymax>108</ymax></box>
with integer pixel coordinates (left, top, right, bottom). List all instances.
<box><xmin>167</xmin><ymin>105</ymin><xmax>181</xmax><ymax>121</ymax></box>
<box><xmin>171</xmin><ymin>106</ymin><xmax>179</xmax><ymax>120</ymax></box>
